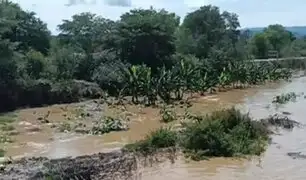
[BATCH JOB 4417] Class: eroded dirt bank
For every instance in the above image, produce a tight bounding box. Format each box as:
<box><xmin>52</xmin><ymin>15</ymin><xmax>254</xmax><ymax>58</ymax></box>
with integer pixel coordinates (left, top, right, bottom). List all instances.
<box><xmin>1</xmin><ymin>150</ymin><xmax>137</xmax><ymax>180</ymax></box>
<box><xmin>0</xmin><ymin>149</ymin><xmax>178</xmax><ymax>180</ymax></box>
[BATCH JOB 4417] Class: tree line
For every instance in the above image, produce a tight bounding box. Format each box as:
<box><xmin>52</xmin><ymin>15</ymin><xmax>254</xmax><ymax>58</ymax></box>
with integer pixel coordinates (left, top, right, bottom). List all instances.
<box><xmin>0</xmin><ymin>0</ymin><xmax>302</xmax><ymax>111</ymax></box>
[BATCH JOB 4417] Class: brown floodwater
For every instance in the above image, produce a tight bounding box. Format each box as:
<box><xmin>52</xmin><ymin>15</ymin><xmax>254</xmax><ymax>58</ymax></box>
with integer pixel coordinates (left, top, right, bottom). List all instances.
<box><xmin>2</xmin><ymin>75</ymin><xmax>306</xmax><ymax>179</ymax></box>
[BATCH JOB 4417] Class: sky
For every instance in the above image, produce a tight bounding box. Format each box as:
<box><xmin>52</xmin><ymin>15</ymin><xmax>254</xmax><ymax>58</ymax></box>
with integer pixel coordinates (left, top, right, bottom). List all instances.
<box><xmin>11</xmin><ymin>0</ymin><xmax>306</xmax><ymax>34</ymax></box>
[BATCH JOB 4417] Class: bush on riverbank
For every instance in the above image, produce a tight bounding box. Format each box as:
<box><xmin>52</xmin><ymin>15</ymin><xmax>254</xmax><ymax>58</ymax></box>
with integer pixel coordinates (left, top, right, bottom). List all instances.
<box><xmin>125</xmin><ymin>108</ymin><xmax>270</xmax><ymax>160</ymax></box>
<box><xmin>180</xmin><ymin>108</ymin><xmax>269</xmax><ymax>160</ymax></box>
<box><xmin>125</xmin><ymin>128</ymin><xmax>178</xmax><ymax>155</ymax></box>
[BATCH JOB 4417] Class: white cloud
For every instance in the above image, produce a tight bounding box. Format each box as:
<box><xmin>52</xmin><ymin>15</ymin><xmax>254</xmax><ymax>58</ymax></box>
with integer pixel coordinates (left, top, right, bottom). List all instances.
<box><xmin>11</xmin><ymin>0</ymin><xmax>306</xmax><ymax>34</ymax></box>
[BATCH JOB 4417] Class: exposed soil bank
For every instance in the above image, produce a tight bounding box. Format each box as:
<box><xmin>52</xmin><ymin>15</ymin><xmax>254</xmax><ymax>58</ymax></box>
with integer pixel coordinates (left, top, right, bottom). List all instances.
<box><xmin>0</xmin><ymin>149</ymin><xmax>176</xmax><ymax>180</ymax></box>
<box><xmin>1</xmin><ymin>150</ymin><xmax>137</xmax><ymax>180</ymax></box>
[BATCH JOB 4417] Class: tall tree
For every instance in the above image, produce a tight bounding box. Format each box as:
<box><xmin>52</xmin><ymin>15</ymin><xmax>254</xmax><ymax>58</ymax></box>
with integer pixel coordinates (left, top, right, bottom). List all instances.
<box><xmin>0</xmin><ymin>0</ymin><xmax>51</xmax><ymax>55</ymax></box>
<box><xmin>108</xmin><ymin>8</ymin><xmax>180</xmax><ymax>70</ymax></box>
<box><xmin>263</xmin><ymin>24</ymin><xmax>293</xmax><ymax>53</ymax></box>
<box><xmin>179</xmin><ymin>5</ymin><xmax>227</xmax><ymax>59</ymax></box>
<box><xmin>57</xmin><ymin>12</ymin><xmax>115</xmax><ymax>80</ymax></box>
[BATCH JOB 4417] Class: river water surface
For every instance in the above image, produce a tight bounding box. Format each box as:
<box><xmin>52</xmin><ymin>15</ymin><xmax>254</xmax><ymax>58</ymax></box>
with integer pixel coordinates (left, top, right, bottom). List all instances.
<box><xmin>3</xmin><ymin>75</ymin><xmax>306</xmax><ymax>180</ymax></box>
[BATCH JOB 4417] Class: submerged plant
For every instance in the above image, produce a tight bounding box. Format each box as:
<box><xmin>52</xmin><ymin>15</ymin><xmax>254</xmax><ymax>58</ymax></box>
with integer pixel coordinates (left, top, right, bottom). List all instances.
<box><xmin>58</xmin><ymin>122</ymin><xmax>72</xmax><ymax>132</ymax></box>
<box><xmin>160</xmin><ymin>105</ymin><xmax>177</xmax><ymax>123</ymax></box>
<box><xmin>272</xmin><ymin>92</ymin><xmax>297</xmax><ymax>104</ymax></box>
<box><xmin>90</xmin><ymin>116</ymin><xmax>129</xmax><ymax>135</ymax></box>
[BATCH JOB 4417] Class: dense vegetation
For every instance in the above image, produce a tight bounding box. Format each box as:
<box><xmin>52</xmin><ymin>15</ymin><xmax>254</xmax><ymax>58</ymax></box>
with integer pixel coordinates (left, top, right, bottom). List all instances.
<box><xmin>0</xmin><ymin>0</ymin><xmax>305</xmax><ymax>112</ymax></box>
<box><xmin>125</xmin><ymin>108</ymin><xmax>270</xmax><ymax>160</ymax></box>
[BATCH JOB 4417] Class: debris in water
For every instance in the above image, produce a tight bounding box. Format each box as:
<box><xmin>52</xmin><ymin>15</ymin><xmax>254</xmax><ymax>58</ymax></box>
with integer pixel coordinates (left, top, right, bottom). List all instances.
<box><xmin>287</xmin><ymin>152</ymin><xmax>306</xmax><ymax>159</ymax></box>
<box><xmin>260</xmin><ymin>114</ymin><xmax>301</xmax><ymax>129</ymax></box>
<box><xmin>282</xmin><ymin>111</ymin><xmax>292</xmax><ymax>115</ymax></box>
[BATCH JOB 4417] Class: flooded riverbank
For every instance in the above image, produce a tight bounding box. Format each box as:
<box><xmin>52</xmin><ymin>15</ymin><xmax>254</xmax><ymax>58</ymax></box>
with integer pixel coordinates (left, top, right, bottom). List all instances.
<box><xmin>141</xmin><ymin>76</ymin><xmax>306</xmax><ymax>180</ymax></box>
<box><xmin>1</xmin><ymin>75</ymin><xmax>306</xmax><ymax>179</ymax></box>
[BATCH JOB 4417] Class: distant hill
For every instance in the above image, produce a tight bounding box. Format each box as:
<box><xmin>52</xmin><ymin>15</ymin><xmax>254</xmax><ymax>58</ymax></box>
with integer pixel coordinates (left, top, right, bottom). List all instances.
<box><xmin>243</xmin><ymin>26</ymin><xmax>306</xmax><ymax>38</ymax></box>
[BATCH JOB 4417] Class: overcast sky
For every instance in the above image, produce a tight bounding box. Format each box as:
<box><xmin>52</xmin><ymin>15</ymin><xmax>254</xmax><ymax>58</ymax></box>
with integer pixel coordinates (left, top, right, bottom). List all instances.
<box><xmin>11</xmin><ymin>0</ymin><xmax>306</xmax><ymax>34</ymax></box>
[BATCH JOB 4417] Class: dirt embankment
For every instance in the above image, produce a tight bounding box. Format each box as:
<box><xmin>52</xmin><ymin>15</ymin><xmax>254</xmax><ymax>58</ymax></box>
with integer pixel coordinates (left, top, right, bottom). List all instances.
<box><xmin>0</xmin><ymin>150</ymin><xmax>138</xmax><ymax>180</ymax></box>
<box><xmin>0</xmin><ymin>149</ymin><xmax>176</xmax><ymax>180</ymax></box>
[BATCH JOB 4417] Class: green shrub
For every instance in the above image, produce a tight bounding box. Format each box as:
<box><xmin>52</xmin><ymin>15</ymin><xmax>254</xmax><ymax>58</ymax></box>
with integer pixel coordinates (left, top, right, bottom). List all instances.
<box><xmin>125</xmin><ymin>127</ymin><xmax>178</xmax><ymax>154</ymax></box>
<box><xmin>180</xmin><ymin>108</ymin><xmax>269</xmax><ymax>159</ymax></box>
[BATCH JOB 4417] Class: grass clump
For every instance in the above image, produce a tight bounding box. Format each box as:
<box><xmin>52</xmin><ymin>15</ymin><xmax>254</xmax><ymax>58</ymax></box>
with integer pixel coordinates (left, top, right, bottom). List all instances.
<box><xmin>272</xmin><ymin>92</ymin><xmax>297</xmax><ymax>104</ymax></box>
<box><xmin>124</xmin><ymin>127</ymin><xmax>178</xmax><ymax>155</ymax></box>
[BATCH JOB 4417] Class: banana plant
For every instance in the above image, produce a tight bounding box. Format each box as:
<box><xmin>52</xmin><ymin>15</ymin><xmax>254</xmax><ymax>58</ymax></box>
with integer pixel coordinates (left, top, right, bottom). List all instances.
<box><xmin>218</xmin><ymin>67</ymin><xmax>231</xmax><ymax>89</ymax></box>
<box><xmin>174</xmin><ymin>60</ymin><xmax>198</xmax><ymax>100</ymax></box>
<box><xmin>156</xmin><ymin>66</ymin><xmax>176</xmax><ymax>104</ymax></box>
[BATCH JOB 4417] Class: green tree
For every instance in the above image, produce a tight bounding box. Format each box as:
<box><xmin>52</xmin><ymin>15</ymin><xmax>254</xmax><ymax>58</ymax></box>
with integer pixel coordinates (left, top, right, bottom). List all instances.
<box><xmin>25</xmin><ymin>50</ymin><xmax>46</xmax><ymax>79</ymax></box>
<box><xmin>0</xmin><ymin>0</ymin><xmax>51</xmax><ymax>55</ymax></box>
<box><xmin>179</xmin><ymin>5</ymin><xmax>230</xmax><ymax>59</ymax></box>
<box><xmin>251</xmin><ymin>33</ymin><xmax>270</xmax><ymax>59</ymax></box>
<box><xmin>57</xmin><ymin>12</ymin><xmax>115</xmax><ymax>80</ymax></box>
<box><xmin>109</xmin><ymin>8</ymin><xmax>180</xmax><ymax>70</ymax></box>
<box><xmin>263</xmin><ymin>24</ymin><xmax>293</xmax><ymax>54</ymax></box>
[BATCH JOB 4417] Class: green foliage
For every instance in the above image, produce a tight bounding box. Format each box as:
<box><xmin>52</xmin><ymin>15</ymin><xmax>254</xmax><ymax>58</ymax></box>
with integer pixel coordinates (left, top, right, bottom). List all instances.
<box><xmin>0</xmin><ymin>1</ymin><xmax>302</xmax><ymax>112</ymax></box>
<box><xmin>90</xmin><ymin>116</ymin><xmax>128</xmax><ymax>135</ymax></box>
<box><xmin>0</xmin><ymin>0</ymin><xmax>51</xmax><ymax>55</ymax></box>
<box><xmin>57</xmin><ymin>12</ymin><xmax>116</xmax><ymax>80</ymax></box>
<box><xmin>125</xmin><ymin>108</ymin><xmax>271</xmax><ymax>160</ymax></box>
<box><xmin>109</xmin><ymin>8</ymin><xmax>180</xmax><ymax>70</ymax></box>
<box><xmin>125</xmin><ymin>127</ymin><xmax>178</xmax><ymax>154</ymax></box>
<box><xmin>24</xmin><ymin>50</ymin><xmax>46</xmax><ymax>79</ymax></box>
<box><xmin>180</xmin><ymin>108</ymin><xmax>269</xmax><ymax>159</ymax></box>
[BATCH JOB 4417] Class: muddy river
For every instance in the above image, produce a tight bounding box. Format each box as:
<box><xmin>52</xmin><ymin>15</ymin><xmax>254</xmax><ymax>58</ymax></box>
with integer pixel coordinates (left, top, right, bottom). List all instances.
<box><xmin>2</xmin><ymin>75</ymin><xmax>306</xmax><ymax>180</ymax></box>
